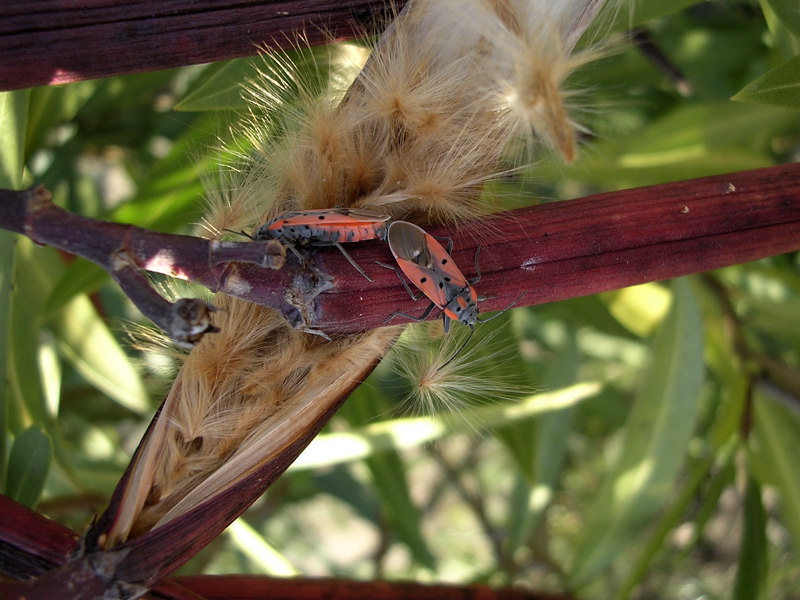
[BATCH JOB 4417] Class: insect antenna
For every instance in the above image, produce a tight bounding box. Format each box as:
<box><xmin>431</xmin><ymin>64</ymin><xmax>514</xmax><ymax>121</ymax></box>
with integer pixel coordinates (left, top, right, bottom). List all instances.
<box><xmin>476</xmin><ymin>292</ymin><xmax>526</xmax><ymax>324</ymax></box>
<box><xmin>436</xmin><ymin>325</ymin><xmax>474</xmax><ymax>372</ymax></box>
<box><xmin>223</xmin><ymin>228</ymin><xmax>256</xmax><ymax>240</ymax></box>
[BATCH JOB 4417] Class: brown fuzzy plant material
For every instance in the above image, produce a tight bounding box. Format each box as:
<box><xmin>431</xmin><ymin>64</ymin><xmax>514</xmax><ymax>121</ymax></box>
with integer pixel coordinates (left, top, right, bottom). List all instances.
<box><xmin>24</xmin><ymin>0</ymin><xmax>621</xmax><ymax>594</ymax></box>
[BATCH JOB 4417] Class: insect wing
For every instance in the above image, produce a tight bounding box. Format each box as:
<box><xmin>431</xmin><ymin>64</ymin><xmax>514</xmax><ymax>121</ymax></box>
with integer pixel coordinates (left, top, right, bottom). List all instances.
<box><xmin>421</xmin><ymin>232</ymin><xmax>470</xmax><ymax>288</ymax></box>
<box><xmin>280</xmin><ymin>208</ymin><xmax>388</xmax><ymax>225</ymax></box>
<box><xmin>386</xmin><ymin>221</ymin><xmax>435</xmax><ymax>268</ymax></box>
<box><xmin>387</xmin><ymin>221</ymin><xmax>471</xmax><ymax>309</ymax></box>
<box><xmin>269</xmin><ymin>208</ymin><xmax>390</xmax><ymax>244</ymax></box>
<box><xmin>394</xmin><ymin>256</ymin><xmax>449</xmax><ymax>309</ymax></box>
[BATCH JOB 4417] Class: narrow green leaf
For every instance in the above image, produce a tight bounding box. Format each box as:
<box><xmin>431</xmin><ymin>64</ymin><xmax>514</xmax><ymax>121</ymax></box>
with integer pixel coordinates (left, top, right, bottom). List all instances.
<box><xmin>9</xmin><ymin>240</ymin><xmax>54</xmax><ymax>428</ymax></box>
<box><xmin>225</xmin><ymin>519</ymin><xmax>299</xmax><ymax>576</ymax></box>
<box><xmin>50</xmin><ymin>295</ymin><xmax>150</xmax><ymax>415</ymax></box>
<box><xmin>175</xmin><ymin>43</ymin><xmax>364</xmax><ymax>112</ymax></box>
<box><xmin>570</xmin><ymin>279</ymin><xmax>705</xmax><ymax>587</ymax></box>
<box><xmin>734</xmin><ymin>476</ymin><xmax>768</xmax><ymax>600</ymax></box>
<box><xmin>587</xmin><ymin>0</ymin><xmax>700</xmax><ymax>37</ymax></box>
<box><xmin>612</xmin><ymin>358</ymin><xmax>746</xmax><ymax>600</ymax></box>
<box><xmin>541</xmin><ymin>102</ymin><xmax>791</xmax><ymax>188</ymax></box>
<box><xmin>750</xmin><ymin>384</ymin><xmax>800</xmax><ymax>551</ymax></box>
<box><xmin>0</xmin><ymin>91</ymin><xmax>29</xmax><ymax>186</ymax></box>
<box><xmin>43</xmin><ymin>260</ymin><xmax>107</xmax><ymax>317</ymax></box>
<box><xmin>367</xmin><ymin>447</ymin><xmax>436</xmax><ymax>569</ymax></box>
<box><xmin>0</xmin><ymin>90</ymin><xmax>29</xmax><ymax>490</ymax></box>
<box><xmin>507</xmin><ymin>316</ymin><xmax>582</xmax><ymax>553</ymax></box>
<box><xmin>343</xmin><ymin>384</ymin><xmax>435</xmax><ymax>569</ymax></box>
<box><xmin>292</xmin><ymin>383</ymin><xmax>601</xmax><ymax>470</ymax></box>
<box><xmin>173</xmin><ymin>59</ymin><xmax>259</xmax><ymax>111</ymax></box>
<box><xmin>0</xmin><ymin>231</ymin><xmax>14</xmax><ymax>492</ymax></box>
<box><xmin>612</xmin><ymin>449</ymin><xmax>736</xmax><ymax>600</ymax></box>
<box><xmin>6</xmin><ymin>425</ymin><xmax>52</xmax><ymax>508</ymax></box>
<box><xmin>765</xmin><ymin>0</ymin><xmax>800</xmax><ymax>37</ymax></box>
<box><xmin>732</xmin><ymin>55</ymin><xmax>800</xmax><ymax>110</ymax></box>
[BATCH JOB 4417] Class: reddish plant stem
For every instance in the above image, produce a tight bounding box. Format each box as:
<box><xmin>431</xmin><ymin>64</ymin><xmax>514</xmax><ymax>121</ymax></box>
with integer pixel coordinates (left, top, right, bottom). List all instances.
<box><xmin>173</xmin><ymin>574</ymin><xmax>576</xmax><ymax>600</ymax></box>
<box><xmin>0</xmin><ymin>494</ymin><xmax>78</xmax><ymax>580</ymax></box>
<box><xmin>2</xmin><ymin>163</ymin><xmax>800</xmax><ymax>342</ymax></box>
<box><xmin>0</xmin><ymin>494</ymin><xmax>568</xmax><ymax>599</ymax></box>
<box><xmin>1</xmin><ymin>186</ymin><xmax>287</xmax><ymax>344</ymax></box>
<box><xmin>316</xmin><ymin>163</ymin><xmax>800</xmax><ymax>333</ymax></box>
<box><xmin>0</xmin><ymin>1</ymin><xmax>407</xmax><ymax>91</ymax></box>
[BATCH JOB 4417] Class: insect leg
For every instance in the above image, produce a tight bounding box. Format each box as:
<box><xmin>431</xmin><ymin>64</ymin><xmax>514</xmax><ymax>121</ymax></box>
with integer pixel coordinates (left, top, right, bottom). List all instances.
<box><xmin>385</xmin><ymin>301</ymin><xmax>438</xmax><ymax>324</ymax></box>
<box><xmin>430</xmin><ymin>235</ymin><xmax>454</xmax><ymax>254</ymax></box>
<box><xmin>334</xmin><ymin>242</ymin><xmax>373</xmax><ymax>282</ymax></box>
<box><xmin>375</xmin><ymin>261</ymin><xmax>426</xmax><ymax>301</ymax></box>
<box><xmin>284</xmin><ymin>242</ymin><xmax>306</xmax><ymax>263</ymax></box>
<box><xmin>468</xmin><ymin>246</ymin><xmax>482</xmax><ymax>285</ymax></box>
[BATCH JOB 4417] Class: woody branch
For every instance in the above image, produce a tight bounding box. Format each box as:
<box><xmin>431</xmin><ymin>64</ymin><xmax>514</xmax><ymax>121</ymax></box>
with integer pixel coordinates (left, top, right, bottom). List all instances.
<box><xmin>1</xmin><ymin>162</ymin><xmax>799</xmax><ymax>342</ymax></box>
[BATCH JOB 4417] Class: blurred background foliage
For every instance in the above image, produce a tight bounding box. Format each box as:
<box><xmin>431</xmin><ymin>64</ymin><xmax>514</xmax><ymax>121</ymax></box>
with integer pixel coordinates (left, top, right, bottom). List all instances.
<box><xmin>1</xmin><ymin>0</ymin><xmax>800</xmax><ymax>598</ymax></box>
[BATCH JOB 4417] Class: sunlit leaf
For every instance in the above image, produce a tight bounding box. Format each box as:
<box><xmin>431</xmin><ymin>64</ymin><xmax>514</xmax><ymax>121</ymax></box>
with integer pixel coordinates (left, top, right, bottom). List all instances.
<box><xmin>225</xmin><ymin>519</ymin><xmax>299</xmax><ymax>576</ymax></box>
<box><xmin>174</xmin><ymin>59</ymin><xmax>259</xmax><ymax>112</ymax></box>
<box><xmin>570</xmin><ymin>278</ymin><xmax>705</xmax><ymax>587</ymax></box>
<box><xmin>293</xmin><ymin>383</ymin><xmax>601</xmax><ymax>470</ymax></box>
<box><xmin>50</xmin><ymin>295</ymin><xmax>150</xmax><ymax>415</ymax></box>
<box><xmin>340</xmin><ymin>384</ymin><xmax>435</xmax><ymax>568</ymax></box>
<box><xmin>0</xmin><ymin>89</ymin><xmax>29</xmax><ymax>489</ymax></box>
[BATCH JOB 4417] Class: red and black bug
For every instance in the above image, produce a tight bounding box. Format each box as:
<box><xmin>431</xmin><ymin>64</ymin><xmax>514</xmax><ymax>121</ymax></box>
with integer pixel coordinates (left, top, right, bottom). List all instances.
<box><xmin>377</xmin><ymin>220</ymin><xmax>522</xmax><ymax>365</ymax></box>
<box><xmin>256</xmin><ymin>207</ymin><xmax>391</xmax><ymax>281</ymax></box>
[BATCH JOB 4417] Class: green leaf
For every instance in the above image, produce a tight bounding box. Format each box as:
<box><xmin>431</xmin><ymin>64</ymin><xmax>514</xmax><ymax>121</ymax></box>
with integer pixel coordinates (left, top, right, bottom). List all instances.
<box><xmin>292</xmin><ymin>383</ymin><xmax>601</xmax><ymax>470</ymax></box>
<box><xmin>175</xmin><ymin>43</ymin><xmax>365</xmax><ymax>113</ymax></box>
<box><xmin>0</xmin><ymin>90</ymin><xmax>29</xmax><ymax>186</ymax></box>
<box><xmin>43</xmin><ymin>260</ymin><xmax>108</xmax><ymax>316</ymax></box>
<box><xmin>734</xmin><ymin>476</ymin><xmax>768</xmax><ymax>600</ymax></box>
<box><xmin>341</xmin><ymin>384</ymin><xmax>435</xmax><ymax>569</ymax></box>
<box><xmin>543</xmin><ymin>102</ymin><xmax>792</xmax><ymax>188</ymax></box>
<box><xmin>765</xmin><ymin>0</ymin><xmax>800</xmax><ymax>37</ymax></box>
<box><xmin>507</xmin><ymin>314</ymin><xmax>582</xmax><ymax>552</ymax></box>
<box><xmin>10</xmin><ymin>240</ymin><xmax>56</xmax><ymax>428</ymax></box>
<box><xmin>587</xmin><ymin>0</ymin><xmax>701</xmax><ymax>38</ymax></box>
<box><xmin>6</xmin><ymin>425</ymin><xmax>52</xmax><ymax>508</ymax></box>
<box><xmin>225</xmin><ymin>519</ymin><xmax>299</xmax><ymax>576</ymax></box>
<box><xmin>0</xmin><ymin>90</ymin><xmax>29</xmax><ymax>489</ymax></box>
<box><xmin>570</xmin><ymin>279</ymin><xmax>705</xmax><ymax>587</ymax></box>
<box><xmin>25</xmin><ymin>82</ymin><xmax>97</xmax><ymax>155</ymax></box>
<box><xmin>750</xmin><ymin>383</ymin><xmax>800</xmax><ymax>552</ymax></box>
<box><xmin>732</xmin><ymin>55</ymin><xmax>800</xmax><ymax>110</ymax></box>
<box><xmin>174</xmin><ymin>59</ymin><xmax>260</xmax><ymax>111</ymax></box>
<box><xmin>50</xmin><ymin>295</ymin><xmax>150</xmax><ymax>415</ymax></box>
